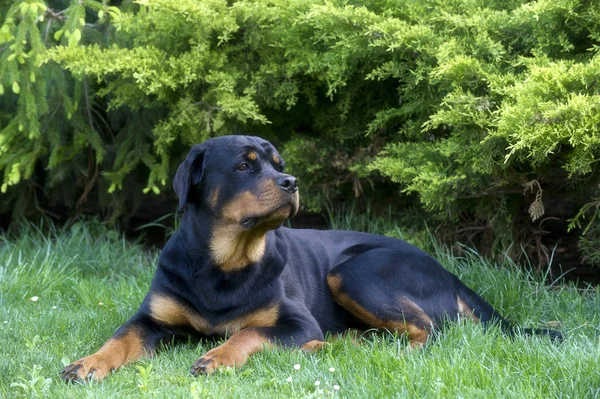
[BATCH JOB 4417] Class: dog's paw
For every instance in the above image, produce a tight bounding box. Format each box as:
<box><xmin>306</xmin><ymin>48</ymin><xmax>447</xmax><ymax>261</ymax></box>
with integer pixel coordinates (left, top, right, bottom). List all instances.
<box><xmin>190</xmin><ymin>347</ymin><xmax>243</xmax><ymax>375</ymax></box>
<box><xmin>61</xmin><ymin>355</ymin><xmax>114</xmax><ymax>383</ymax></box>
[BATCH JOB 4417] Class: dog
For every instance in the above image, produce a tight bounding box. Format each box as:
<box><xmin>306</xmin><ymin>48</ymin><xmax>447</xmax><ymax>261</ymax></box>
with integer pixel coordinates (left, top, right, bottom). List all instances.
<box><xmin>61</xmin><ymin>135</ymin><xmax>561</xmax><ymax>382</ymax></box>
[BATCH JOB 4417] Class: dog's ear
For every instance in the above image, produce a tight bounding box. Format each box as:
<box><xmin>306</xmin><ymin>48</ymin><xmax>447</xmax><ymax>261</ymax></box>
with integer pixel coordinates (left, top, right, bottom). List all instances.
<box><xmin>173</xmin><ymin>143</ymin><xmax>208</xmax><ymax>212</ymax></box>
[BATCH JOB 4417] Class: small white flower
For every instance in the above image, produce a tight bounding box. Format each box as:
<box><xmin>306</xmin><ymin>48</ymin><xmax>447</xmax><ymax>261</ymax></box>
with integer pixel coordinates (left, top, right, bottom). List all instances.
<box><xmin>52</xmin><ymin>306</ymin><xmax>57</xmax><ymax>310</ymax></box>
<box><xmin>98</xmin><ymin>302</ymin><xmax>104</xmax><ymax>306</ymax></box>
<box><xmin>314</xmin><ymin>380</ymin><xmax>321</xmax><ymax>386</ymax></box>
<box><xmin>29</xmin><ymin>296</ymin><xmax>39</xmax><ymax>302</ymax></box>
<box><xmin>3</xmin><ymin>321</ymin><xmax>8</xmax><ymax>324</ymax></box>
<box><xmin>329</xmin><ymin>367</ymin><xmax>335</xmax><ymax>372</ymax></box>
<box><xmin>286</xmin><ymin>376</ymin><xmax>293</xmax><ymax>382</ymax></box>
<box><xmin>293</xmin><ymin>364</ymin><xmax>301</xmax><ymax>371</ymax></box>
<box><xmin>333</xmin><ymin>385</ymin><xmax>340</xmax><ymax>391</ymax></box>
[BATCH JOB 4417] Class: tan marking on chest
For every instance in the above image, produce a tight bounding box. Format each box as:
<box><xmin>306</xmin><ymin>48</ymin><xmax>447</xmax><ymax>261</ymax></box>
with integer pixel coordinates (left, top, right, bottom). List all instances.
<box><xmin>149</xmin><ymin>295</ymin><xmax>279</xmax><ymax>336</ymax></box>
<box><xmin>210</xmin><ymin>223</ymin><xmax>267</xmax><ymax>272</ymax></box>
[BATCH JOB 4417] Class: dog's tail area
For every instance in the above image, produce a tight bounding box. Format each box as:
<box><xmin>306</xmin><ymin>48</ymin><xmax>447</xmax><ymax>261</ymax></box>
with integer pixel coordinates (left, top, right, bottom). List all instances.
<box><xmin>456</xmin><ymin>280</ymin><xmax>563</xmax><ymax>341</ymax></box>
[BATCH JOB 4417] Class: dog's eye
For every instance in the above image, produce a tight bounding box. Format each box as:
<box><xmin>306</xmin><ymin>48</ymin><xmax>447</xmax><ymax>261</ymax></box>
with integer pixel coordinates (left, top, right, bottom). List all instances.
<box><xmin>238</xmin><ymin>163</ymin><xmax>250</xmax><ymax>172</ymax></box>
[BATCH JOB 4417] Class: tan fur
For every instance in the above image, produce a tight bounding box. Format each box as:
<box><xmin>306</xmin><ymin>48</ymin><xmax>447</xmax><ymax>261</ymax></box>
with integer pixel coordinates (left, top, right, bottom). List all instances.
<box><xmin>235</xmin><ymin>303</ymin><xmax>280</xmax><ymax>329</ymax></box>
<box><xmin>221</xmin><ymin>191</ymin><xmax>265</xmax><ymax>224</ymax></box>
<box><xmin>406</xmin><ymin>324</ymin><xmax>429</xmax><ymax>348</ymax></box>
<box><xmin>301</xmin><ymin>340</ymin><xmax>328</xmax><ymax>352</ymax></box>
<box><xmin>272</xmin><ymin>154</ymin><xmax>280</xmax><ymax>164</ymax></box>
<box><xmin>211</xmin><ymin>182</ymin><xmax>297</xmax><ymax>271</ymax></box>
<box><xmin>149</xmin><ymin>294</ymin><xmax>279</xmax><ymax>336</ymax></box>
<box><xmin>192</xmin><ymin>329</ymin><xmax>272</xmax><ymax>374</ymax></box>
<box><xmin>210</xmin><ymin>224</ymin><xmax>267</xmax><ymax>272</ymax></box>
<box><xmin>327</xmin><ymin>274</ymin><xmax>430</xmax><ymax>347</ymax></box>
<box><xmin>62</xmin><ymin>328</ymin><xmax>145</xmax><ymax>381</ymax></box>
<box><xmin>457</xmin><ymin>297</ymin><xmax>479</xmax><ymax>322</ymax></box>
<box><xmin>398</xmin><ymin>296</ymin><xmax>435</xmax><ymax>328</ymax></box>
<box><xmin>149</xmin><ymin>294</ymin><xmax>211</xmax><ymax>333</ymax></box>
<box><xmin>247</xmin><ymin>151</ymin><xmax>258</xmax><ymax>161</ymax></box>
<box><xmin>326</xmin><ymin>274</ymin><xmax>343</xmax><ymax>296</ymax></box>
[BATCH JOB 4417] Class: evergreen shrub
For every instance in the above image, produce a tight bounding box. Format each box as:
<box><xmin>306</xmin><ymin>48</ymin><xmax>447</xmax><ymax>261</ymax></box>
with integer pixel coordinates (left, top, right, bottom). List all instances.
<box><xmin>2</xmin><ymin>0</ymin><xmax>600</xmax><ymax>266</ymax></box>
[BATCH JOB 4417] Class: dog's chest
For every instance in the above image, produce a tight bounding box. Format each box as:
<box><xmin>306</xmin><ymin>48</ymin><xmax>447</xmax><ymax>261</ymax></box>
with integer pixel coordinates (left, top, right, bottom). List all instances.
<box><xmin>148</xmin><ymin>294</ymin><xmax>279</xmax><ymax>336</ymax></box>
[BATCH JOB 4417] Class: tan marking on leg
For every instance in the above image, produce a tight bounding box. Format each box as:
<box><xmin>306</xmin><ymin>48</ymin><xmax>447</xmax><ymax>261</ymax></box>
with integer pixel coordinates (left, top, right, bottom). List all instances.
<box><xmin>150</xmin><ymin>294</ymin><xmax>279</xmax><ymax>336</ymax></box>
<box><xmin>190</xmin><ymin>329</ymin><xmax>272</xmax><ymax>375</ymax></box>
<box><xmin>327</xmin><ymin>274</ymin><xmax>384</xmax><ymax>326</ymax></box>
<box><xmin>61</xmin><ymin>328</ymin><xmax>145</xmax><ymax>382</ymax></box>
<box><xmin>327</xmin><ymin>274</ymin><xmax>343</xmax><ymax>295</ymax></box>
<box><xmin>216</xmin><ymin>303</ymin><xmax>280</xmax><ymax>335</ymax></box>
<box><xmin>405</xmin><ymin>324</ymin><xmax>429</xmax><ymax>349</ymax></box>
<box><xmin>398</xmin><ymin>296</ymin><xmax>435</xmax><ymax>328</ymax></box>
<box><xmin>457</xmin><ymin>297</ymin><xmax>479</xmax><ymax>323</ymax></box>
<box><xmin>328</xmin><ymin>273</ymin><xmax>430</xmax><ymax>348</ymax></box>
<box><xmin>149</xmin><ymin>294</ymin><xmax>211</xmax><ymax>334</ymax></box>
<box><xmin>149</xmin><ymin>294</ymin><xmax>190</xmax><ymax>326</ymax></box>
<box><xmin>301</xmin><ymin>340</ymin><xmax>328</xmax><ymax>352</ymax></box>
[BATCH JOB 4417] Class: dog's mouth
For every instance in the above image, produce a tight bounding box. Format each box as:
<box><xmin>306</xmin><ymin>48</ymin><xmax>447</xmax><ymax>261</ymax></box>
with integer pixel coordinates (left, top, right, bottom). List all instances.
<box><xmin>240</xmin><ymin>202</ymin><xmax>296</xmax><ymax>230</ymax></box>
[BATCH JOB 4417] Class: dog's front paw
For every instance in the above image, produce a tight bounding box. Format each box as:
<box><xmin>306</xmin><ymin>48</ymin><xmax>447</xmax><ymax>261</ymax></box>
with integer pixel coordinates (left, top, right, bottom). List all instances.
<box><xmin>61</xmin><ymin>355</ymin><xmax>114</xmax><ymax>383</ymax></box>
<box><xmin>190</xmin><ymin>347</ymin><xmax>243</xmax><ymax>375</ymax></box>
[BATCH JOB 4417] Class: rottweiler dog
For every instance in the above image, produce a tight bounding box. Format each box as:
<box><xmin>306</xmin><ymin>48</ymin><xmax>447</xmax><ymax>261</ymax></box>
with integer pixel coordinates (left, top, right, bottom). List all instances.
<box><xmin>61</xmin><ymin>135</ymin><xmax>560</xmax><ymax>382</ymax></box>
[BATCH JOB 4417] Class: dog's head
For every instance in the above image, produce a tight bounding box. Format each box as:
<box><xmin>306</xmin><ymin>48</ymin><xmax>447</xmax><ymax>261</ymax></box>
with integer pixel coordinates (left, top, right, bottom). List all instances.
<box><xmin>173</xmin><ymin>135</ymin><xmax>299</xmax><ymax>231</ymax></box>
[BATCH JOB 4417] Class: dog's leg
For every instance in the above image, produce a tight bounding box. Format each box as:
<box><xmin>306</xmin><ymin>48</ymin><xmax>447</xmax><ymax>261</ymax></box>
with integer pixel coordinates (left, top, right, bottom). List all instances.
<box><xmin>190</xmin><ymin>314</ymin><xmax>323</xmax><ymax>375</ymax></box>
<box><xmin>190</xmin><ymin>328</ymin><xmax>272</xmax><ymax>375</ymax></box>
<box><xmin>325</xmin><ymin>248</ymin><xmax>460</xmax><ymax>348</ymax></box>
<box><xmin>61</xmin><ymin>314</ymin><xmax>170</xmax><ymax>382</ymax></box>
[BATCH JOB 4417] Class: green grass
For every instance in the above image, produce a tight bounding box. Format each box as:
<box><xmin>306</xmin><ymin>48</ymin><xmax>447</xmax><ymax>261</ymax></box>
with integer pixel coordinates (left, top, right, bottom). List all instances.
<box><xmin>1</xmin><ymin>220</ymin><xmax>600</xmax><ymax>398</ymax></box>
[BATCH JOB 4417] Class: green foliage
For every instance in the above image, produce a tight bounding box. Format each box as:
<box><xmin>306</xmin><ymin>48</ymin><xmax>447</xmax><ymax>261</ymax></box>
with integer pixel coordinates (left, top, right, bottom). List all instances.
<box><xmin>4</xmin><ymin>0</ymin><xmax>600</xmax><ymax>264</ymax></box>
<box><xmin>366</xmin><ymin>0</ymin><xmax>600</xmax><ymax>259</ymax></box>
<box><xmin>0</xmin><ymin>0</ymin><xmax>123</xmax><ymax>219</ymax></box>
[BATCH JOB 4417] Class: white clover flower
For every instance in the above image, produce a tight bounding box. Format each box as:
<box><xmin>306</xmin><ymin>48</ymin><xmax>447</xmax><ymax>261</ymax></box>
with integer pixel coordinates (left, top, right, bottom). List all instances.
<box><xmin>29</xmin><ymin>296</ymin><xmax>39</xmax><ymax>302</ymax></box>
<box><xmin>52</xmin><ymin>306</ymin><xmax>57</xmax><ymax>309</ymax></box>
<box><xmin>329</xmin><ymin>367</ymin><xmax>335</xmax><ymax>372</ymax></box>
<box><xmin>293</xmin><ymin>364</ymin><xmax>301</xmax><ymax>371</ymax></box>
<box><xmin>314</xmin><ymin>380</ymin><xmax>321</xmax><ymax>386</ymax></box>
<box><xmin>333</xmin><ymin>385</ymin><xmax>340</xmax><ymax>391</ymax></box>
<box><xmin>98</xmin><ymin>302</ymin><xmax>104</xmax><ymax>306</ymax></box>
<box><xmin>286</xmin><ymin>376</ymin><xmax>293</xmax><ymax>382</ymax></box>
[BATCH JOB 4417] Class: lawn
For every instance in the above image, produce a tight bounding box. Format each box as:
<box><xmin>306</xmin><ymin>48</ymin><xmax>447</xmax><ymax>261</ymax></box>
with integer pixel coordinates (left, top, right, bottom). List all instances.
<box><xmin>0</xmin><ymin>220</ymin><xmax>599</xmax><ymax>398</ymax></box>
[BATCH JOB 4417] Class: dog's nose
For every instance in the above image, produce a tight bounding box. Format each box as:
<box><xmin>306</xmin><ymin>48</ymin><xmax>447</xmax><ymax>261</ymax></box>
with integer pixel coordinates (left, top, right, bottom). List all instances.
<box><xmin>277</xmin><ymin>175</ymin><xmax>298</xmax><ymax>194</ymax></box>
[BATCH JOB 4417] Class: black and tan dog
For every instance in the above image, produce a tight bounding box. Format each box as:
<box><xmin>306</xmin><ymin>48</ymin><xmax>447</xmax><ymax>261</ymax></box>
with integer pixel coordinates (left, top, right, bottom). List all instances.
<box><xmin>61</xmin><ymin>135</ymin><xmax>560</xmax><ymax>382</ymax></box>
